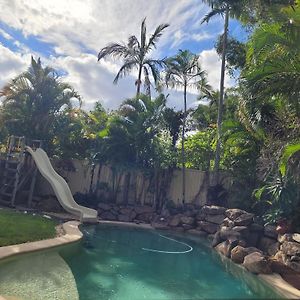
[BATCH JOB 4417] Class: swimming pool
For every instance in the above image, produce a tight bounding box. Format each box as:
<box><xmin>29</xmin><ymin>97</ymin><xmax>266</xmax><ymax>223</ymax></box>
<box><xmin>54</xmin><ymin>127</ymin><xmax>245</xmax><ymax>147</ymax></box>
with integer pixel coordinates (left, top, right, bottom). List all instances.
<box><xmin>61</xmin><ymin>224</ymin><xmax>280</xmax><ymax>300</ymax></box>
<box><xmin>0</xmin><ymin>223</ymin><xmax>282</xmax><ymax>300</ymax></box>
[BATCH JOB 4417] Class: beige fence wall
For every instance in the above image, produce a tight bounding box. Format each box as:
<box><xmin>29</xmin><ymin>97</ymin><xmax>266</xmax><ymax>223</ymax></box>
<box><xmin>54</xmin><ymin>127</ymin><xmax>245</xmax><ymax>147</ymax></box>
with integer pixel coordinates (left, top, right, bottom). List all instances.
<box><xmin>35</xmin><ymin>159</ymin><xmax>226</xmax><ymax>207</ymax></box>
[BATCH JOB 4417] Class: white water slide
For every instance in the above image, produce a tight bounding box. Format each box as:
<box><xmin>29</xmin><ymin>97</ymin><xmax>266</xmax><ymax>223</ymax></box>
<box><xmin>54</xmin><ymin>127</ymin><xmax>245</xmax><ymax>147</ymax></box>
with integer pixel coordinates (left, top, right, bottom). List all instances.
<box><xmin>26</xmin><ymin>147</ymin><xmax>98</xmax><ymax>223</ymax></box>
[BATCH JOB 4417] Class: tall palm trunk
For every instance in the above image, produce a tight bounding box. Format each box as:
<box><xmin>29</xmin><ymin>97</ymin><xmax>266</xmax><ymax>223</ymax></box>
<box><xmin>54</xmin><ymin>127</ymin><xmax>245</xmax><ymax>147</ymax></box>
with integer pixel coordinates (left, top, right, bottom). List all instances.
<box><xmin>181</xmin><ymin>82</ymin><xmax>187</xmax><ymax>204</ymax></box>
<box><xmin>214</xmin><ymin>5</ymin><xmax>229</xmax><ymax>181</ymax></box>
<box><xmin>136</xmin><ymin>64</ymin><xmax>143</xmax><ymax>97</ymax></box>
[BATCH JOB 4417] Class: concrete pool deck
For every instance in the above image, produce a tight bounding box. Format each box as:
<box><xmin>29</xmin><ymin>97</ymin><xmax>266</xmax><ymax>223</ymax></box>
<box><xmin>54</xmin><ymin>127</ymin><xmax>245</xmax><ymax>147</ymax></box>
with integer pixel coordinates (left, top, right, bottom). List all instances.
<box><xmin>0</xmin><ymin>219</ymin><xmax>300</xmax><ymax>299</ymax></box>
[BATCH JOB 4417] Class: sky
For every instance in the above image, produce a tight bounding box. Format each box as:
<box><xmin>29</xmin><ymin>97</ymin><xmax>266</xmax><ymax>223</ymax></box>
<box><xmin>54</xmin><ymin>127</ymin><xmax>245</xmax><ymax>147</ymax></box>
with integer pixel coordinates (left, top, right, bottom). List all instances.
<box><xmin>0</xmin><ymin>0</ymin><xmax>247</xmax><ymax>111</ymax></box>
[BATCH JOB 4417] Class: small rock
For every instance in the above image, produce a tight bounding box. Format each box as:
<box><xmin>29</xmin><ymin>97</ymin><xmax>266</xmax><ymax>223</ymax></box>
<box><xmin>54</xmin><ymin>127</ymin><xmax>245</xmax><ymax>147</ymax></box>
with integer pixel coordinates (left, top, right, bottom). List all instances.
<box><xmin>243</xmin><ymin>252</ymin><xmax>272</xmax><ymax>274</ymax></box>
<box><xmin>201</xmin><ymin>205</ymin><xmax>226</xmax><ymax>215</ymax></box>
<box><xmin>234</xmin><ymin>213</ymin><xmax>254</xmax><ymax>226</ymax></box>
<box><xmin>281</xmin><ymin>241</ymin><xmax>300</xmax><ymax>256</ymax></box>
<box><xmin>225</xmin><ymin>208</ymin><xmax>247</xmax><ymax>220</ymax></box>
<box><xmin>264</xmin><ymin>225</ymin><xmax>278</xmax><ymax>239</ymax></box>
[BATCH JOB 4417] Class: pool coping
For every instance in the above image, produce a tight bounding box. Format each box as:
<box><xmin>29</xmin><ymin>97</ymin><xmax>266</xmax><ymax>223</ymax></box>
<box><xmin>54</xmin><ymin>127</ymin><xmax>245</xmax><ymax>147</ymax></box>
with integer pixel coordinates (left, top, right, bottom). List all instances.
<box><xmin>1</xmin><ymin>220</ymin><xmax>300</xmax><ymax>299</ymax></box>
<box><xmin>0</xmin><ymin>221</ymin><xmax>82</xmax><ymax>262</ymax></box>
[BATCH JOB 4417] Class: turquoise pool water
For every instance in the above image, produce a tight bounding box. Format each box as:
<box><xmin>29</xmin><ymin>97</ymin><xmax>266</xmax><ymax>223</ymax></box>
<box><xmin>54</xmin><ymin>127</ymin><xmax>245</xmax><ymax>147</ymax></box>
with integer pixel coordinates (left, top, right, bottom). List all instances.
<box><xmin>60</xmin><ymin>224</ymin><xmax>280</xmax><ymax>300</ymax></box>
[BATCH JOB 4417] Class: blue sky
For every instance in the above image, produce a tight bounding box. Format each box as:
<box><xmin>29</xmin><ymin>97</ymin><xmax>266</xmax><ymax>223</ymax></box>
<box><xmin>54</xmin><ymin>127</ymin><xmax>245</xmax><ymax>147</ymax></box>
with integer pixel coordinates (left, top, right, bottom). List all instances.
<box><xmin>0</xmin><ymin>0</ymin><xmax>247</xmax><ymax>111</ymax></box>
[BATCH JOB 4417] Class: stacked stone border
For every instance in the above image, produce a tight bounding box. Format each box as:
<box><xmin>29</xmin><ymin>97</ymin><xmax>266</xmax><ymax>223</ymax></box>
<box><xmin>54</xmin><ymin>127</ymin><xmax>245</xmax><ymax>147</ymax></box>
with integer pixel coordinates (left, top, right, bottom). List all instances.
<box><xmin>98</xmin><ymin>203</ymin><xmax>300</xmax><ymax>298</ymax></box>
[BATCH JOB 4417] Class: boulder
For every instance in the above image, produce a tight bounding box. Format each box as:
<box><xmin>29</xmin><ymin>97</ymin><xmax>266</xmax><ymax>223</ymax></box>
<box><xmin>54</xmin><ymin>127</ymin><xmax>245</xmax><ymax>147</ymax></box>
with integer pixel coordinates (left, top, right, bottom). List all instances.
<box><xmin>274</xmin><ymin>250</ymin><xmax>289</xmax><ymax>264</ymax></box>
<box><xmin>161</xmin><ymin>208</ymin><xmax>171</xmax><ymax>218</ymax></box>
<box><xmin>264</xmin><ymin>225</ymin><xmax>278</xmax><ymax>239</ymax></box>
<box><xmin>243</xmin><ymin>252</ymin><xmax>272</xmax><ymax>274</ymax></box>
<box><xmin>234</xmin><ymin>213</ymin><xmax>254</xmax><ymax>226</ymax></box>
<box><xmin>258</xmin><ymin>236</ymin><xmax>278</xmax><ymax>254</ymax></box>
<box><xmin>151</xmin><ymin>222</ymin><xmax>169</xmax><ymax>230</ymax></box>
<box><xmin>205</xmin><ymin>214</ymin><xmax>225</xmax><ymax>225</ymax></box>
<box><xmin>232</xmin><ymin>226</ymin><xmax>249</xmax><ymax>236</ymax></box>
<box><xmin>118</xmin><ymin>214</ymin><xmax>131</xmax><ymax>222</ymax></box>
<box><xmin>281</xmin><ymin>241</ymin><xmax>300</xmax><ymax>256</ymax></box>
<box><xmin>207</xmin><ymin>234</ymin><xmax>215</xmax><ymax>242</ymax></box>
<box><xmin>249</xmin><ymin>223</ymin><xmax>264</xmax><ymax>233</ymax></box>
<box><xmin>292</xmin><ymin>233</ymin><xmax>300</xmax><ymax>244</ymax></box>
<box><xmin>286</xmin><ymin>261</ymin><xmax>300</xmax><ymax>273</ymax></box>
<box><xmin>231</xmin><ymin>246</ymin><xmax>249</xmax><ymax>264</ymax></box>
<box><xmin>136</xmin><ymin>212</ymin><xmax>153</xmax><ymax>223</ymax></box>
<box><xmin>268</xmin><ymin>242</ymin><xmax>280</xmax><ymax>256</ymax></box>
<box><xmin>246</xmin><ymin>232</ymin><xmax>260</xmax><ymax>247</ymax></box>
<box><xmin>100</xmin><ymin>211</ymin><xmax>117</xmax><ymax>221</ymax></box>
<box><xmin>215</xmin><ymin>239</ymin><xmax>239</xmax><ymax>258</ymax></box>
<box><xmin>197</xmin><ymin>221</ymin><xmax>219</xmax><ymax>234</ymax></box>
<box><xmin>278</xmin><ymin>233</ymin><xmax>293</xmax><ymax>243</ymax></box>
<box><xmin>135</xmin><ymin>205</ymin><xmax>154</xmax><ymax>215</ymax></box>
<box><xmin>98</xmin><ymin>203</ymin><xmax>111</xmax><ymax>211</ymax></box>
<box><xmin>202</xmin><ymin>205</ymin><xmax>226</xmax><ymax>215</ymax></box>
<box><xmin>196</xmin><ymin>211</ymin><xmax>206</xmax><ymax>221</ymax></box>
<box><xmin>169</xmin><ymin>215</ymin><xmax>182</xmax><ymax>227</ymax></box>
<box><xmin>182</xmin><ymin>224</ymin><xmax>194</xmax><ymax>231</ymax></box>
<box><xmin>181</xmin><ymin>216</ymin><xmax>195</xmax><ymax>226</ymax></box>
<box><xmin>119</xmin><ymin>207</ymin><xmax>132</xmax><ymax>215</ymax></box>
<box><xmin>212</xmin><ymin>231</ymin><xmax>222</xmax><ymax>247</ymax></box>
<box><xmin>219</xmin><ymin>227</ymin><xmax>241</xmax><ymax>240</ymax></box>
<box><xmin>222</xmin><ymin>217</ymin><xmax>235</xmax><ymax>228</ymax></box>
<box><xmin>186</xmin><ymin>229</ymin><xmax>208</xmax><ymax>238</ymax></box>
<box><xmin>225</xmin><ymin>208</ymin><xmax>247</xmax><ymax>220</ymax></box>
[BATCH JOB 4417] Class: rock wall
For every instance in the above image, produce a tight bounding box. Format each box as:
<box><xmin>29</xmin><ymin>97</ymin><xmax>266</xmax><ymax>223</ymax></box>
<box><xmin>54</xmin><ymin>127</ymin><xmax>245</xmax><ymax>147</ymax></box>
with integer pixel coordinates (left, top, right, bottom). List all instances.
<box><xmin>98</xmin><ymin>203</ymin><xmax>300</xmax><ymax>282</ymax></box>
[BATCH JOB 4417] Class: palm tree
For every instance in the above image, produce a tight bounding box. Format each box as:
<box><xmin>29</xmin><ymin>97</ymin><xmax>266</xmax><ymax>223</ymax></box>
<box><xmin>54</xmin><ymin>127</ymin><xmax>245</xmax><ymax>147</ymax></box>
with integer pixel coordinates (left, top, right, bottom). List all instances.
<box><xmin>98</xmin><ymin>18</ymin><xmax>169</xmax><ymax>97</ymax></box>
<box><xmin>164</xmin><ymin>50</ymin><xmax>211</xmax><ymax>204</ymax></box>
<box><xmin>0</xmin><ymin>57</ymin><xmax>81</xmax><ymax>141</ymax></box>
<box><xmin>201</xmin><ymin>0</ymin><xmax>294</xmax><ymax>179</ymax></box>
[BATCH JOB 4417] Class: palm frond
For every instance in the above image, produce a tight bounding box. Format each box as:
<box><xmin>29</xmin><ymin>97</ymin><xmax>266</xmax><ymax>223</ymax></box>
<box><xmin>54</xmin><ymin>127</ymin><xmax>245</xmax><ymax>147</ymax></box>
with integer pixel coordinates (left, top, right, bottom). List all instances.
<box><xmin>146</xmin><ymin>23</ymin><xmax>169</xmax><ymax>53</ymax></box>
<box><xmin>113</xmin><ymin>60</ymin><xmax>137</xmax><ymax>84</ymax></box>
<box><xmin>98</xmin><ymin>43</ymin><xmax>131</xmax><ymax>61</ymax></box>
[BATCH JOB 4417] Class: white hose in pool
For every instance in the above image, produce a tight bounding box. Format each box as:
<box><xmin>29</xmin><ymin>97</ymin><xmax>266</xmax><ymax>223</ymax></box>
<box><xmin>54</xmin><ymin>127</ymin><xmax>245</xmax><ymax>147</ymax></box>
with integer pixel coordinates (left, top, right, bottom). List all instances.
<box><xmin>142</xmin><ymin>234</ymin><xmax>193</xmax><ymax>254</ymax></box>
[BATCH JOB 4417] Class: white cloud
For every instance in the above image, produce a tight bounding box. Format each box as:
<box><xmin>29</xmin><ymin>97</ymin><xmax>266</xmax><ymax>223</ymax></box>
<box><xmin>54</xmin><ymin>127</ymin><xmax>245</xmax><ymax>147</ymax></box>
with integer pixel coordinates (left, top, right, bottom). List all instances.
<box><xmin>0</xmin><ymin>44</ymin><xmax>30</xmax><ymax>89</ymax></box>
<box><xmin>0</xmin><ymin>0</ymin><xmax>215</xmax><ymax>56</ymax></box>
<box><xmin>199</xmin><ymin>48</ymin><xmax>234</xmax><ymax>89</ymax></box>
<box><xmin>0</xmin><ymin>1</ymin><xmax>233</xmax><ymax>111</ymax></box>
<box><xmin>0</xmin><ymin>28</ymin><xmax>13</xmax><ymax>40</ymax></box>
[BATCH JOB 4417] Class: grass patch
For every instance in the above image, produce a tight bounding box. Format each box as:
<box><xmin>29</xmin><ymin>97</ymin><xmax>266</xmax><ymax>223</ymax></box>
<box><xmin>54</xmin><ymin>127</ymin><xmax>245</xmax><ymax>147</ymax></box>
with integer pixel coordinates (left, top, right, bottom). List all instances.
<box><xmin>0</xmin><ymin>209</ymin><xmax>57</xmax><ymax>247</ymax></box>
